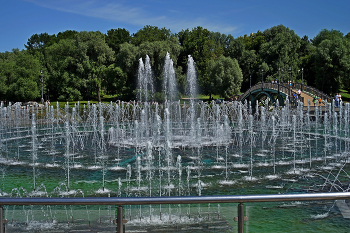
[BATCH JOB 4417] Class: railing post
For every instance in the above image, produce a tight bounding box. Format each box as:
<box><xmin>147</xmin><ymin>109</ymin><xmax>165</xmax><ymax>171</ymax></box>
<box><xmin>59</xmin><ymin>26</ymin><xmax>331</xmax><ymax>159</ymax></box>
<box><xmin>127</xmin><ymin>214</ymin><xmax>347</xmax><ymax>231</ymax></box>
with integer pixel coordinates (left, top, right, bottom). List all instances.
<box><xmin>117</xmin><ymin>205</ymin><xmax>123</xmax><ymax>233</ymax></box>
<box><xmin>0</xmin><ymin>205</ymin><xmax>6</xmax><ymax>233</ymax></box>
<box><xmin>238</xmin><ymin>203</ymin><xmax>244</xmax><ymax>233</ymax></box>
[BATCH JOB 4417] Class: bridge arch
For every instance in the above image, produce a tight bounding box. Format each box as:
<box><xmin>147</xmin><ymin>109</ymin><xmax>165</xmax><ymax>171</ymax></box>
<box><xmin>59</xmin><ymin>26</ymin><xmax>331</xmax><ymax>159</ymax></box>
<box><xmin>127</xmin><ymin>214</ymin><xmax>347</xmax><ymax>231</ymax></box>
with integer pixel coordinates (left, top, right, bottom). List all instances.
<box><xmin>239</xmin><ymin>82</ymin><xmax>332</xmax><ymax>109</ymax></box>
<box><xmin>240</xmin><ymin>83</ymin><xmax>290</xmax><ymax>107</ymax></box>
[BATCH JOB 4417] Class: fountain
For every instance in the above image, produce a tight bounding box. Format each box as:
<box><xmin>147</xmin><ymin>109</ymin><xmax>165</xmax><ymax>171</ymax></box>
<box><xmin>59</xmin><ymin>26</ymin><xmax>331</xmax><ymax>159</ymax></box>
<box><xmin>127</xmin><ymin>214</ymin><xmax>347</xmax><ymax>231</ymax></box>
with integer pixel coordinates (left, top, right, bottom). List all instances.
<box><xmin>0</xmin><ymin>53</ymin><xmax>350</xmax><ymax>232</ymax></box>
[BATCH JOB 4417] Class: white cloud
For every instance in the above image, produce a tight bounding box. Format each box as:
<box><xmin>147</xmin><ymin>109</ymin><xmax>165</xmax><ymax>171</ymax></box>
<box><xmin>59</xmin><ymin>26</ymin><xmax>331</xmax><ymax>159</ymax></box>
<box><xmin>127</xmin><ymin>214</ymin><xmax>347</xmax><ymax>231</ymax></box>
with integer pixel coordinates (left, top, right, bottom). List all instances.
<box><xmin>24</xmin><ymin>0</ymin><xmax>239</xmax><ymax>34</ymax></box>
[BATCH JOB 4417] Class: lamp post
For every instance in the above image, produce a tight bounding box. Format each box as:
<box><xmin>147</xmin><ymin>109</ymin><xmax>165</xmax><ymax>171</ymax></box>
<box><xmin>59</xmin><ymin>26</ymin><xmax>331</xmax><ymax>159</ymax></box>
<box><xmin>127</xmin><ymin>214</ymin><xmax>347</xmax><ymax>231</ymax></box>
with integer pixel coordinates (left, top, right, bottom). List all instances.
<box><xmin>278</xmin><ymin>68</ymin><xmax>280</xmax><ymax>92</ymax></box>
<box><xmin>40</xmin><ymin>70</ymin><xmax>44</xmax><ymax>105</ymax></box>
<box><xmin>250</xmin><ymin>75</ymin><xmax>252</xmax><ymax>89</ymax></box>
<box><xmin>301</xmin><ymin>68</ymin><xmax>304</xmax><ymax>91</ymax></box>
<box><xmin>289</xmin><ymin>67</ymin><xmax>292</xmax><ymax>102</ymax></box>
<box><xmin>249</xmin><ymin>74</ymin><xmax>252</xmax><ymax>108</ymax></box>
<box><xmin>261</xmin><ymin>69</ymin><xmax>264</xmax><ymax>90</ymax></box>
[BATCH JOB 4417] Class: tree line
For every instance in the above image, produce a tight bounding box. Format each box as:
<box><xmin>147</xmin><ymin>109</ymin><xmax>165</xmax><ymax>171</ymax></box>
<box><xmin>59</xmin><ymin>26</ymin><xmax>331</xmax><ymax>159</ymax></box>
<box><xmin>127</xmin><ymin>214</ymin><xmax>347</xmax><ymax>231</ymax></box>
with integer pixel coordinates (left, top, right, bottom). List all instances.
<box><xmin>0</xmin><ymin>25</ymin><xmax>349</xmax><ymax>102</ymax></box>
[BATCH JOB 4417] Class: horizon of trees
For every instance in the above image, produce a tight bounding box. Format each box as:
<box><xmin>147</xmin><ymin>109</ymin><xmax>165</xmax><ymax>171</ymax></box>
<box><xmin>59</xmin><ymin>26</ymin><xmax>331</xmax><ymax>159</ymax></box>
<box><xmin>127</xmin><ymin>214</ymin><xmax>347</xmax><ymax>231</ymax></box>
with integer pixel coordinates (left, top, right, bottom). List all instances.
<box><xmin>0</xmin><ymin>25</ymin><xmax>349</xmax><ymax>102</ymax></box>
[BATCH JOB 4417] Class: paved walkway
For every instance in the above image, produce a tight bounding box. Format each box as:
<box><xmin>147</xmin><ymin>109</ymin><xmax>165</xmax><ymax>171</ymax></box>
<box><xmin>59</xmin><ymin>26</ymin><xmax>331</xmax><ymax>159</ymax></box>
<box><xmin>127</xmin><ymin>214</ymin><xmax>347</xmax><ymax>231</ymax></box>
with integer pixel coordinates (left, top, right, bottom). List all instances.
<box><xmin>292</xmin><ymin>89</ymin><xmax>325</xmax><ymax>106</ymax></box>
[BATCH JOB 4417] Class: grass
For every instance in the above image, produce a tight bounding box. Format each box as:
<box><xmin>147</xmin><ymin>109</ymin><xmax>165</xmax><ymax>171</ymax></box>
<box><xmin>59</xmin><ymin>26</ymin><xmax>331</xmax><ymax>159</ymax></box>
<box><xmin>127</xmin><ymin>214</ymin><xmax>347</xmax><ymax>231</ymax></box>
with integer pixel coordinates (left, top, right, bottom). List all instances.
<box><xmin>197</xmin><ymin>94</ymin><xmax>221</xmax><ymax>100</ymax></box>
<box><xmin>50</xmin><ymin>93</ymin><xmax>242</xmax><ymax>107</ymax></box>
<box><xmin>340</xmin><ymin>93</ymin><xmax>350</xmax><ymax>102</ymax></box>
<box><xmin>53</xmin><ymin>94</ymin><xmax>119</xmax><ymax>108</ymax></box>
<box><xmin>339</xmin><ymin>89</ymin><xmax>350</xmax><ymax>102</ymax></box>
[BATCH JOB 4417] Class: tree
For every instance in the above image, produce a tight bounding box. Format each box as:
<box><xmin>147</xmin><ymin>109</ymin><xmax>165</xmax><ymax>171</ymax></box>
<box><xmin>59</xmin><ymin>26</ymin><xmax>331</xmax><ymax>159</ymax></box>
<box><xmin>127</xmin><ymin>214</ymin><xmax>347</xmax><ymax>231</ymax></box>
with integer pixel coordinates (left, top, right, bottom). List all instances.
<box><xmin>0</xmin><ymin>55</ymin><xmax>14</xmax><ymax>99</ymax></box>
<box><xmin>45</xmin><ymin>38</ymin><xmax>84</xmax><ymax>101</ymax></box>
<box><xmin>242</xmin><ymin>30</ymin><xmax>266</xmax><ymax>52</ymax></box>
<box><xmin>102</xmin><ymin>64</ymin><xmax>127</xmax><ymax>96</ymax></box>
<box><xmin>0</xmin><ymin>50</ymin><xmax>41</xmax><ymax>101</ymax></box>
<box><xmin>225</xmin><ymin>37</ymin><xmax>258</xmax><ymax>89</ymax></box>
<box><xmin>116</xmin><ymin>42</ymin><xmax>140</xmax><ymax>98</ymax></box>
<box><xmin>25</xmin><ymin>33</ymin><xmax>53</xmax><ymax>52</ymax></box>
<box><xmin>207</xmin><ymin>56</ymin><xmax>243</xmax><ymax>99</ymax></box>
<box><xmin>132</xmin><ymin>25</ymin><xmax>173</xmax><ymax>46</ymax></box>
<box><xmin>106</xmin><ymin>28</ymin><xmax>131</xmax><ymax>54</ymax></box>
<box><xmin>312</xmin><ymin>29</ymin><xmax>344</xmax><ymax>46</ymax></box>
<box><xmin>313</xmin><ymin>33</ymin><xmax>350</xmax><ymax>93</ymax></box>
<box><xmin>75</xmin><ymin>31</ymin><xmax>115</xmax><ymax>102</ymax></box>
<box><xmin>259</xmin><ymin>25</ymin><xmax>301</xmax><ymax>82</ymax></box>
<box><xmin>298</xmin><ymin>36</ymin><xmax>316</xmax><ymax>86</ymax></box>
<box><xmin>117</xmin><ymin>37</ymin><xmax>182</xmax><ymax>100</ymax></box>
<box><xmin>178</xmin><ymin>27</ymin><xmax>217</xmax><ymax>95</ymax></box>
<box><xmin>47</xmin><ymin>30</ymin><xmax>79</xmax><ymax>47</ymax></box>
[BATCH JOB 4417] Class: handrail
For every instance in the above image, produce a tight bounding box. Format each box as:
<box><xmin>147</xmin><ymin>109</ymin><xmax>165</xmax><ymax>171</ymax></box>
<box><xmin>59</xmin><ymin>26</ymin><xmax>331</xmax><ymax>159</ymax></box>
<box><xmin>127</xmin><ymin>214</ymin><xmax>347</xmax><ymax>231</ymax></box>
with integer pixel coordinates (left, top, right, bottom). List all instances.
<box><xmin>239</xmin><ymin>82</ymin><xmax>300</xmax><ymax>102</ymax></box>
<box><xmin>0</xmin><ymin>192</ymin><xmax>349</xmax><ymax>205</ymax></box>
<box><xmin>0</xmin><ymin>192</ymin><xmax>349</xmax><ymax>233</ymax></box>
<box><xmin>240</xmin><ymin>82</ymin><xmax>332</xmax><ymax>103</ymax></box>
<box><xmin>291</xmin><ymin>82</ymin><xmax>332</xmax><ymax>103</ymax></box>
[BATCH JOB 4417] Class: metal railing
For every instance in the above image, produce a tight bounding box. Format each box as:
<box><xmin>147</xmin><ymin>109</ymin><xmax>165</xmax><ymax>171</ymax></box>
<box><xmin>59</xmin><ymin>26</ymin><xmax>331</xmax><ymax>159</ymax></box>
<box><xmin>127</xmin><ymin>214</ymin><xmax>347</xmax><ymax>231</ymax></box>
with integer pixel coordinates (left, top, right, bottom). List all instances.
<box><xmin>239</xmin><ymin>82</ymin><xmax>301</xmax><ymax>104</ymax></box>
<box><xmin>240</xmin><ymin>82</ymin><xmax>332</xmax><ymax>104</ymax></box>
<box><xmin>291</xmin><ymin>82</ymin><xmax>332</xmax><ymax>103</ymax></box>
<box><xmin>1</xmin><ymin>192</ymin><xmax>350</xmax><ymax>233</ymax></box>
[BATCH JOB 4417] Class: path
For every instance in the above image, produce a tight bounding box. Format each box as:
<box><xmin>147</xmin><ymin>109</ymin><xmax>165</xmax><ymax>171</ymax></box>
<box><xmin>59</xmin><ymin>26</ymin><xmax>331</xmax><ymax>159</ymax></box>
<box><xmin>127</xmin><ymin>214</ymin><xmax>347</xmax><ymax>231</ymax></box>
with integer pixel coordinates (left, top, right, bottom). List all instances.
<box><xmin>292</xmin><ymin>88</ymin><xmax>325</xmax><ymax>106</ymax></box>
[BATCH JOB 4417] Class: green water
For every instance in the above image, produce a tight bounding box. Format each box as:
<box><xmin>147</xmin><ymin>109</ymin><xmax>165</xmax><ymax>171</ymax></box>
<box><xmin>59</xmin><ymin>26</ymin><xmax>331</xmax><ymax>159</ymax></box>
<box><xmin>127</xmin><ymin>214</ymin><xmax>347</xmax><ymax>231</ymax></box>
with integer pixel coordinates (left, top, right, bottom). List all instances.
<box><xmin>1</xmin><ymin>104</ymin><xmax>350</xmax><ymax>231</ymax></box>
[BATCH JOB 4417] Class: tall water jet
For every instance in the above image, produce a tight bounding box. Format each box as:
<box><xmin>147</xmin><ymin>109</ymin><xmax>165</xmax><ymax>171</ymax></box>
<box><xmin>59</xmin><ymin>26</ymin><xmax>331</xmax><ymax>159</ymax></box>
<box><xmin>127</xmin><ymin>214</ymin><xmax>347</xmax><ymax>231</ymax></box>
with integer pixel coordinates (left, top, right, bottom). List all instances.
<box><xmin>163</xmin><ymin>52</ymin><xmax>177</xmax><ymax>103</ymax></box>
<box><xmin>64</xmin><ymin>121</ymin><xmax>71</xmax><ymax>191</ymax></box>
<box><xmin>1</xmin><ymin>53</ymin><xmax>350</xmax><ymax>232</ymax></box>
<box><xmin>137</xmin><ymin>55</ymin><xmax>154</xmax><ymax>102</ymax></box>
<box><xmin>31</xmin><ymin>114</ymin><xmax>38</xmax><ymax>192</ymax></box>
<box><xmin>186</xmin><ymin>55</ymin><xmax>198</xmax><ymax>102</ymax></box>
<box><xmin>187</xmin><ymin>55</ymin><xmax>198</xmax><ymax>146</ymax></box>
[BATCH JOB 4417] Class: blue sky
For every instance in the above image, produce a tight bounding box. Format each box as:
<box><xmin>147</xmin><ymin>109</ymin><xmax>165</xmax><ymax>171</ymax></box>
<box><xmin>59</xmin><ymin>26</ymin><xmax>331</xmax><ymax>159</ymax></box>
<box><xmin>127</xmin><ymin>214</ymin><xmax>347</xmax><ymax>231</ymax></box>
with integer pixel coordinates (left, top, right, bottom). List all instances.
<box><xmin>1</xmin><ymin>0</ymin><xmax>349</xmax><ymax>52</ymax></box>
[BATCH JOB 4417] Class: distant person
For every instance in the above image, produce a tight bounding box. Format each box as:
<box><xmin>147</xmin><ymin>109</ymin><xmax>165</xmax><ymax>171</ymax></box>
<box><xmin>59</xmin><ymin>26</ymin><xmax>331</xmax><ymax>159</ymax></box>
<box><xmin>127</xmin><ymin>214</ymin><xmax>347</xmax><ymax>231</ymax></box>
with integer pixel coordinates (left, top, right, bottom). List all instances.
<box><xmin>313</xmin><ymin>96</ymin><xmax>317</xmax><ymax>106</ymax></box>
<box><xmin>293</xmin><ymin>93</ymin><xmax>298</xmax><ymax>106</ymax></box>
<box><xmin>335</xmin><ymin>93</ymin><xmax>339</xmax><ymax>107</ymax></box>
<box><xmin>318</xmin><ymin>97</ymin><xmax>322</xmax><ymax>105</ymax></box>
<box><xmin>338</xmin><ymin>93</ymin><xmax>342</xmax><ymax>105</ymax></box>
<box><xmin>297</xmin><ymin>89</ymin><xmax>301</xmax><ymax>99</ymax></box>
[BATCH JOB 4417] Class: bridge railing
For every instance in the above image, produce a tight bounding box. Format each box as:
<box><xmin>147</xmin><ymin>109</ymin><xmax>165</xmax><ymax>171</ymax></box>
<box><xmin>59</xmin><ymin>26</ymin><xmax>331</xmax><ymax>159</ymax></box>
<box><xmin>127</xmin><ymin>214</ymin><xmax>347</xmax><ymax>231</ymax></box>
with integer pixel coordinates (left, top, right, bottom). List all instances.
<box><xmin>240</xmin><ymin>82</ymin><xmax>331</xmax><ymax>104</ymax></box>
<box><xmin>289</xmin><ymin>83</ymin><xmax>332</xmax><ymax>103</ymax></box>
<box><xmin>239</xmin><ymin>82</ymin><xmax>300</xmax><ymax>103</ymax></box>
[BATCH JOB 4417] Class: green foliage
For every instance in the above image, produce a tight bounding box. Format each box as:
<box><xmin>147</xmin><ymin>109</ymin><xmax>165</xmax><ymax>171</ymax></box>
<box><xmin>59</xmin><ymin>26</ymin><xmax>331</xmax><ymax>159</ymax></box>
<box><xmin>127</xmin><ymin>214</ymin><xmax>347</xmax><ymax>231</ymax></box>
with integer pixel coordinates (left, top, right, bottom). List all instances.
<box><xmin>1</xmin><ymin>25</ymin><xmax>350</xmax><ymax>102</ymax></box>
<box><xmin>312</xmin><ymin>29</ymin><xmax>344</xmax><ymax>46</ymax></box>
<box><xmin>106</xmin><ymin>28</ymin><xmax>131</xmax><ymax>53</ymax></box>
<box><xmin>45</xmin><ymin>38</ymin><xmax>83</xmax><ymax>101</ymax></box>
<box><xmin>207</xmin><ymin>56</ymin><xmax>243</xmax><ymax>98</ymax></box>
<box><xmin>242</xmin><ymin>30</ymin><xmax>266</xmax><ymax>51</ymax></box>
<box><xmin>259</xmin><ymin>25</ymin><xmax>301</xmax><ymax>82</ymax></box>
<box><xmin>313</xmin><ymin>33</ymin><xmax>350</xmax><ymax>93</ymax></box>
<box><xmin>132</xmin><ymin>25</ymin><xmax>173</xmax><ymax>46</ymax></box>
<box><xmin>178</xmin><ymin>26</ymin><xmax>218</xmax><ymax>95</ymax></box>
<box><xmin>75</xmin><ymin>31</ymin><xmax>115</xmax><ymax>102</ymax></box>
<box><xmin>117</xmin><ymin>38</ymin><xmax>181</xmax><ymax>98</ymax></box>
<box><xmin>226</xmin><ymin>37</ymin><xmax>257</xmax><ymax>90</ymax></box>
<box><xmin>102</xmin><ymin>64</ymin><xmax>127</xmax><ymax>95</ymax></box>
<box><xmin>25</xmin><ymin>33</ymin><xmax>53</xmax><ymax>51</ymax></box>
<box><xmin>0</xmin><ymin>50</ymin><xmax>41</xmax><ymax>101</ymax></box>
